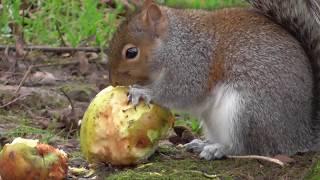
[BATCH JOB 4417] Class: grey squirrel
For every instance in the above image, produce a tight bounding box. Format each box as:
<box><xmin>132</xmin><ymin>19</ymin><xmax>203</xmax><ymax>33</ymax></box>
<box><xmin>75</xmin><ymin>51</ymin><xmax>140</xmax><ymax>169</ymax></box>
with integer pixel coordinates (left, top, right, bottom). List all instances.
<box><xmin>108</xmin><ymin>0</ymin><xmax>320</xmax><ymax>160</ymax></box>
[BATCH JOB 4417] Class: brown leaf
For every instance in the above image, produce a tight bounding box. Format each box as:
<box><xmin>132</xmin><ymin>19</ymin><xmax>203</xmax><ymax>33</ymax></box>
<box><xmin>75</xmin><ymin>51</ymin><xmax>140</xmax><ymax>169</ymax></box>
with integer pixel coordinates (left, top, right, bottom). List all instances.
<box><xmin>76</xmin><ymin>52</ymin><xmax>89</xmax><ymax>75</ymax></box>
<box><xmin>0</xmin><ymin>136</ymin><xmax>10</xmax><ymax>147</ymax></box>
<box><xmin>87</xmin><ymin>52</ymin><xmax>99</xmax><ymax>61</ymax></box>
<box><xmin>13</xmin><ymin>24</ymin><xmax>26</xmax><ymax>57</ymax></box>
<box><xmin>27</xmin><ymin>71</ymin><xmax>57</xmax><ymax>85</ymax></box>
<box><xmin>173</xmin><ymin>125</ymin><xmax>190</xmax><ymax>137</ymax></box>
<box><xmin>171</xmin><ymin>125</ymin><xmax>195</xmax><ymax>144</ymax></box>
<box><xmin>20</xmin><ymin>0</ymin><xmax>31</xmax><ymax>10</ymax></box>
<box><xmin>61</xmin><ymin>53</ymin><xmax>71</xmax><ymax>57</ymax></box>
<box><xmin>181</xmin><ymin>130</ymin><xmax>195</xmax><ymax>143</ymax></box>
<box><xmin>168</xmin><ymin>135</ymin><xmax>184</xmax><ymax>145</ymax></box>
<box><xmin>3</xmin><ymin>47</ymin><xmax>17</xmax><ymax>73</ymax></box>
<box><xmin>15</xmin><ymin>36</ymin><xmax>26</xmax><ymax>57</ymax></box>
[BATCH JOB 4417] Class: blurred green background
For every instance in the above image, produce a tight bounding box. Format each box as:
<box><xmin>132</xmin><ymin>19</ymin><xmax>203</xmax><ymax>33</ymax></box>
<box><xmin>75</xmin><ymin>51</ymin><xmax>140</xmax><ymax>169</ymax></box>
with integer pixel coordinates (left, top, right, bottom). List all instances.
<box><xmin>0</xmin><ymin>0</ymin><xmax>246</xmax><ymax>48</ymax></box>
<box><xmin>163</xmin><ymin>0</ymin><xmax>246</xmax><ymax>9</ymax></box>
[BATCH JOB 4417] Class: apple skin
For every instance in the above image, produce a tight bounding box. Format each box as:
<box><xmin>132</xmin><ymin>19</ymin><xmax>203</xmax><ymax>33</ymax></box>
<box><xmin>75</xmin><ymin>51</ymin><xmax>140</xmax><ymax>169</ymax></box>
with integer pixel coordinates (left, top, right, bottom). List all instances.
<box><xmin>0</xmin><ymin>138</ymin><xmax>68</xmax><ymax>180</ymax></box>
<box><xmin>80</xmin><ymin>86</ymin><xmax>175</xmax><ymax>165</ymax></box>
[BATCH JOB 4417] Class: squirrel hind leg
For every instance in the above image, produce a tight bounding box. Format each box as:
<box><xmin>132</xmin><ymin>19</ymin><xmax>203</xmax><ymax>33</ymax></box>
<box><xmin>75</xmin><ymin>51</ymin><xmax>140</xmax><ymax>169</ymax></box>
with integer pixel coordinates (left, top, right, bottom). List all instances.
<box><xmin>200</xmin><ymin>84</ymin><xmax>245</xmax><ymax>156</ymax></box>
<box><xmin>202</xmin><ymin>80</ymin><xmax>314</xmax><ymax>156</ymax></box>
<box><xmin>184</xmin><ymin>139</ymin><xmax>228</xmax><ymax>160</ymax></box>
<box><xmin>183</xmin><ymin>84</ymin><xmax>244</xmax><ymax>159</ymax></box>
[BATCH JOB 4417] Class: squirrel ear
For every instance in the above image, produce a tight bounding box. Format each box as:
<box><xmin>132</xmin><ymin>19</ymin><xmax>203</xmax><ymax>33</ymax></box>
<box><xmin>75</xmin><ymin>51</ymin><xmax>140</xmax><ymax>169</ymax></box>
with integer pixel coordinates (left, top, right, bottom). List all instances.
<box><xmin>142</xmin><ymin>3</ymin><xmax>166</xmax><ymax>34</ymax></box>
<box><xmin>142</xmin><ymin>0</ymin><xmax>155</xmax><ymax>9</ymax></box>
<box><xmin>141</xmin><ymin>2</ymin><xmax>167</xmax><ymax>36</ymax></box>
<box><xmin>122</xmin><ymin>0</ymin><xmax>154</xmax><ymax>16</ymax></box>
<box><xmin>146</xmin><ymin>4</ymin><xmax>162</xmax><ymax>22</ymax></box>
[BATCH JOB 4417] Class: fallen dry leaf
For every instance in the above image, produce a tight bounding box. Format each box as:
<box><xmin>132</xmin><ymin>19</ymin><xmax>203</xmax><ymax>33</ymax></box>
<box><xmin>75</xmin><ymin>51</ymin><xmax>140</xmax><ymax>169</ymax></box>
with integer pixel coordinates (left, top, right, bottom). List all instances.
<box><xmin>15</xmin><ymin>34</ymin><xmax>26</xmax><ymax>57</ymax></box>
<box><xmin>27</xmin><ymin>71</ymin><xmax>57</xmax><ymax>85</ymax></box>
<box><xmin>173</xmin><ymin>126</ymin><xmax>190</xmax><ymax>137</ymax></box>
<box><xmin>76</xmin><ymin>51</ymin><xmax>89</xmax><ymax>75</ymax></box>
<box><xmin>169</xmin><ymin>126</ymin><xmax>195</xmax><ymax>145</ymax></box>
<box><xmin>69</xmin><ymin>167</ymin><xmax>89</xmax><ymax>176</ymax></box>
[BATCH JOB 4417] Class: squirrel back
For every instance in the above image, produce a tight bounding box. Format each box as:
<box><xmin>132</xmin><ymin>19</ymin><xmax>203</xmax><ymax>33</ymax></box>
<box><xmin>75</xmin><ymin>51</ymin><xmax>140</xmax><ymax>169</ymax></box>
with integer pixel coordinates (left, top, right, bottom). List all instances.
<box><xmin>248</xmin><ymin>0</ymin><xmax>320</xmax><ymax>147</ymax></box>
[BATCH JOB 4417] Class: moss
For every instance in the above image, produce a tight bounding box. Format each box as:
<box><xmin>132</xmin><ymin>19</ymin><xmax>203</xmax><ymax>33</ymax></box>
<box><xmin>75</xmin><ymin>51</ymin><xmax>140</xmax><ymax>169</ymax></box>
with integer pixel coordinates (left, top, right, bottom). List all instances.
<box><xmin>106</xmin><ymin>158</ymin><xmax>231</xmax><ymax>180</ymax></box>
<box><xmin>69</xmin><ymin>151</ymin><xmax>83</xmax><ymax>159</ymax></box>
<box><xmin>59</xmin><ymin>83</ymin><xmax>98</xmax><ymax>102</ymax></box>
<box><xmin>0</xmin><ymin>109</ymin><xmax>23</xmax><ymax>123</ymax></box>
<box><xmin>162</xmin><ymin>0</ymin><xmax>248</xmax><ymax>10</ymax></box>
<box><xmin>103</xmin><ymin>146</ymin><xmax>320</xmax><ymax>179</ymax></box>
<box><xmin>4</xmin><ymin>125</ymin><xmax>57</xmax><ymax>143</ymax></box>
<box><xmin>305</xmin><ymin>160</ymin><xmax>320</xmax><ymax>180</ymax></box>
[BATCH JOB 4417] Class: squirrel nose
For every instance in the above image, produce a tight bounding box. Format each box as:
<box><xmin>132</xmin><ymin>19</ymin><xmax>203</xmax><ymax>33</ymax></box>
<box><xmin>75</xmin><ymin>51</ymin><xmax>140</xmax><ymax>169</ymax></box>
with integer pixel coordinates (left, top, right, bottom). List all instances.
<box><xmin>108</xmin><ymin>71</ymin><xmax>119</xmax><ymax>86</ymax></box>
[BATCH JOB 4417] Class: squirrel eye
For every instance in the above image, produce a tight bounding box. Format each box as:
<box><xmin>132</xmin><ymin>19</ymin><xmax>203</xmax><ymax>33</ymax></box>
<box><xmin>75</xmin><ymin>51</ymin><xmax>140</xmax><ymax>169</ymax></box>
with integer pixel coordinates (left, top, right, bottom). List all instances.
<box><xmin>126</xmin><ymin>47</ymin><xmax>138</xmax><ymax>59</ymax></box>
<box><xmin>122</xmin><ymin>44</ymin><xmax>139</xmax><ymax>61</ymax></box>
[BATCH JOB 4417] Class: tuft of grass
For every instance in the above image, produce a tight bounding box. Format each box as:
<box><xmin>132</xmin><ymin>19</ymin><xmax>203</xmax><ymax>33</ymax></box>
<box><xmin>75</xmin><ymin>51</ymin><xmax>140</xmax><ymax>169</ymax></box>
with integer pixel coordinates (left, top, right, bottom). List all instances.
<box><xmin>0</xmin><ymin>0</ymin><xmax>247</xmax><ymax>47</ymax></box>
<box><xmin>105</xmin><ymin>150</ymin><xmax>319</xmax><ymax>179</ymax></box>
<box><xmin>305</xmin><ymin>161</ymin><xmax>320</xmax><ymax>180</ymax></box>
<box><xmin>106</xmin><ymin>159</ymin><xmax>231</xmax><ymax>180</ymax></box>
<box><xmin>161</xmin><ymin>0</ymin><xmax>247</xmax><ymax>10</ymax></box>
<box><xmin>173</xmin><ymin>112</ymin><xmax>202</xmax><ymax>134</ymax></box>
<box><xmin>4</xmin><ymin>125</ymin><xmax>57</xmax><ymax>144</ymax></box>
<box><xmin>0</xmin><ymin>0</ymin><xmax>124</xmax><ymax>48</ymax></box>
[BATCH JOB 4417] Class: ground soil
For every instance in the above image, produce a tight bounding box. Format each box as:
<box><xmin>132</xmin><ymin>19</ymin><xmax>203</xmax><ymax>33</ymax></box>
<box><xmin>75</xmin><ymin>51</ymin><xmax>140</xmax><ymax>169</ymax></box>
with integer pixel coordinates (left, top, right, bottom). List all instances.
<box><xmin>0</xmin><ymin>51</ymin><xmax>319</xmax><ymax>179</ymax></box>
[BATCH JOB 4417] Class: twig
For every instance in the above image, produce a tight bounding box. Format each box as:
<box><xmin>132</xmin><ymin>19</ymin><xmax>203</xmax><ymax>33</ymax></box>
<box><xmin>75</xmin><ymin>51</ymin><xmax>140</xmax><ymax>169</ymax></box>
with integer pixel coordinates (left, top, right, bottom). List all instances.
<box><xmin>0</xmin><ymin>94</ymin><xmax>29</xmax><ymax>109</ymax></box>
<box><xmin>60</xmin><ymin>88</ymin><xmax>79</xmax><ymax>138</ymax></box>
<box><xmin>15</xmin><ymin>65</ymin><xmax>33</xmax><ymax>94</ymax></box>
<box><xmin>14</xmin><ymin>60</ymin><xmax>84</xmax><ymax>94</ymax></box>
<box><xmin>0</xmin><ymin>45</ymin><xmax>103</xmax><ymax>53</ymax></box>
<box><xmin>227</xmin><ymin>155</ymin><xmax>285</xmax><ymax>167</ymax></box>
<box><xmin>22</xmin><ymin>9</ymin><xmax>25</xmax><ymax>42</ymax></box>
<box><xmin>60</xmin><ymin>89</ymin><xmax>74</xmax><ymax>111</ymax></box>
<box><xmin>55</xmin><ymin>22</ymin><xmax>67</xmax><ymax>46</ymax></box>
<box><xmin>29</xmin><ymin>61</ymin><xmax>81</xmax><ymax>68</ymax></box>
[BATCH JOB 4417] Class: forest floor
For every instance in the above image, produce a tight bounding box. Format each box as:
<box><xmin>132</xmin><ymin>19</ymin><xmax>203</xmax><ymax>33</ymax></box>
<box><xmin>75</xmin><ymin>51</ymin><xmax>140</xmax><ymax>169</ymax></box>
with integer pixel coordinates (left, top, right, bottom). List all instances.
<box><xmin>0</xmin><ymin>50</ymin><xmax>320</xmax><ymax>179</ymax></box>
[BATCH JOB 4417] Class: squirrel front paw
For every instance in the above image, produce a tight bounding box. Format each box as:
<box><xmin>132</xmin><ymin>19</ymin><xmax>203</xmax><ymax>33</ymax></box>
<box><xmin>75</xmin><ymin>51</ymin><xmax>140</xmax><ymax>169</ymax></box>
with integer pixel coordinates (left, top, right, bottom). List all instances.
<box><xmin>128</xmin><ymin>85</ymin><xmax>152</xmax><ymax>106</ymax></box>
<box><xmin>184</xmin><ymin>139</ymin><xmax>208</xmax><ymax>153</ymax></box>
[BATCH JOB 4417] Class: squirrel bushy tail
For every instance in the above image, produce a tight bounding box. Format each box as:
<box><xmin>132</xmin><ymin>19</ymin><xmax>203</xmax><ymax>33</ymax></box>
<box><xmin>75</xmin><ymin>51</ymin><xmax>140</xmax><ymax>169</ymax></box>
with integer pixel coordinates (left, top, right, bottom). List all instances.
<box><xmin>248</xmin><ymin>0</ymin><xmax>320</xmax><ymax>147</ymax></box>
<box><xmin>247</xmin><ymin>1</ymin><xmax>320</xmax><ymax>62</ymax></box>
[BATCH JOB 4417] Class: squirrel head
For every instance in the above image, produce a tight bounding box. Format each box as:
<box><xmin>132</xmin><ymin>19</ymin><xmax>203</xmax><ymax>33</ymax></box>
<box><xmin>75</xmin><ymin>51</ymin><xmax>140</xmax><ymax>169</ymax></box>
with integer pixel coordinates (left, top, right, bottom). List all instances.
<box><xmin>108</xmin><ymin>0</ymin><xmax>168</xmax><ymax>86</ymax></box>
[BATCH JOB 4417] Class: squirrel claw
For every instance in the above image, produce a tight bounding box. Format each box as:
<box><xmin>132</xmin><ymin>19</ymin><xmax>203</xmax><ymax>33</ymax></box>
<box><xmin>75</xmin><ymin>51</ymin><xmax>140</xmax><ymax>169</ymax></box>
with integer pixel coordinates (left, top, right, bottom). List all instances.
<box><xmin>199</xmin><ymin>144</ymin><xmax>226</xmax><ymax>160</ymax></box>
<box><xmin>128</xmin><ymin>86</ymin><xmax>152</xmax><ymax>106</ymax></box>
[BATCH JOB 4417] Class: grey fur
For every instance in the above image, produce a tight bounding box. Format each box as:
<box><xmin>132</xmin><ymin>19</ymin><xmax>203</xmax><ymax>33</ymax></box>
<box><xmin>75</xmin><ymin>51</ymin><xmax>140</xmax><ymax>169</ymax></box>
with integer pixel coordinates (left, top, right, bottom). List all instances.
<box><xmin>154</xmin><ymin>4</ymin><xmax>316</xmax><ymax>155</ymax></box>
<box><xmin>246</xmin><ymin>0</ymin><xmax>320</xmax><ymax>153</ymax></box>
<box><xmin>116</xmin><ymin>1</ymin><xmax>320</xmax><ymax>156</ymax></box>
<box><xmin>142</xmin><ymin>9</ymin><xmax>216</xmax><ymax>110</ymax></box>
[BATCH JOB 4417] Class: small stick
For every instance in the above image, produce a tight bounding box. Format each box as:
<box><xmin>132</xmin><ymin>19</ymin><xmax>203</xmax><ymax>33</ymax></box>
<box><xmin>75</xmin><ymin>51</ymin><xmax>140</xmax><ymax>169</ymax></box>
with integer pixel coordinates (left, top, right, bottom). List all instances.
<box><xmin>0</xmin><ymin>45</ymin><xmax>103</xmax><ymax>53</ymax></box>
<box><xmin>55</xmin><ymin>22</ymin><xmax>67</xmax><ymax>46</ymax></box>
<box><xmin>227</xmin><ymin>155</ymin><xmax>285</xmax><ymax>167</ymax></box>
<box><xmin>60</xmin><ymin>89</ymin><xmax>75</xmax><ymax>112</ymax></box>
<box><xmin>15</xmin><ymin>65</ymin><xmax>33</xmax><ymax>94</ymax></box>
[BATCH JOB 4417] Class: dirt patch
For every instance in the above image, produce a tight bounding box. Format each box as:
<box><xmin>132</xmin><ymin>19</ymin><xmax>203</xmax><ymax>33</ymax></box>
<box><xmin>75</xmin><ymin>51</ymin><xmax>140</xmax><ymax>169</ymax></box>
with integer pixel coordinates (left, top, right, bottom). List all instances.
<box><xmin>104</xmin><ymin>147</ymin><xmax>320</xmax><ymax>179</ymax></box>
